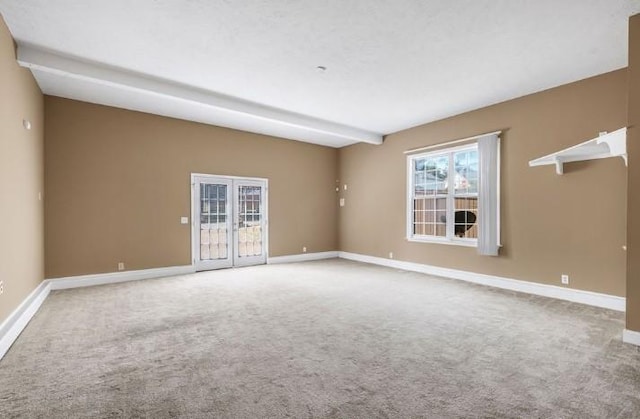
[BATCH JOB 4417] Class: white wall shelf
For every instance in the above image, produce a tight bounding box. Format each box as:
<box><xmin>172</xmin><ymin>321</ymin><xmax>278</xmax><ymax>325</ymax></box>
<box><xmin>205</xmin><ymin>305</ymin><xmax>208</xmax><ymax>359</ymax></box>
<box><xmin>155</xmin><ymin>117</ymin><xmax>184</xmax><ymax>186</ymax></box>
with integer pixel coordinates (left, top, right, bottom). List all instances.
<box><xmin>529</xmin><ymin>127</ymin><xmax>627</xmax><ymax>175</ymax></box>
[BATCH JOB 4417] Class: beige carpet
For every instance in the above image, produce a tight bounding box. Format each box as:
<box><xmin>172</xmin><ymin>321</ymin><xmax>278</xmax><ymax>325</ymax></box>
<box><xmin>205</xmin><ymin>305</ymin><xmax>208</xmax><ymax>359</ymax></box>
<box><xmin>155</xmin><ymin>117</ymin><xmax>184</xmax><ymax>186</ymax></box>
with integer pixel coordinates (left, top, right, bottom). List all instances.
<box><xmin>1</xmin><ymin>259</ymin><xmax>639</xmax><ymax>418</ymax></box>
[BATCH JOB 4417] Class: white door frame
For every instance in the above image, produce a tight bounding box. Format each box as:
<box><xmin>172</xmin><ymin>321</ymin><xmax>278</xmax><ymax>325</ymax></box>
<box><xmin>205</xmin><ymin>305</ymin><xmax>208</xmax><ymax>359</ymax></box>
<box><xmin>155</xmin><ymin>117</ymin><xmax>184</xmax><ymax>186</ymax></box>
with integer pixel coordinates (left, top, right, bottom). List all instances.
<box><xmin>190</xmin><ymin>173</ymin><xmax>269</xmax><ymax>271</ymax></box>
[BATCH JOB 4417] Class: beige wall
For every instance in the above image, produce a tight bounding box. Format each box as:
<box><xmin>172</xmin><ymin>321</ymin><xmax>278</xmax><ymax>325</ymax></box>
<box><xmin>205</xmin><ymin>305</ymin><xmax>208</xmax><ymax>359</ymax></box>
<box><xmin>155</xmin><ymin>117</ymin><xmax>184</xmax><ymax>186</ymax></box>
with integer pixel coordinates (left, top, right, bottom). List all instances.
<box><xmin>627</xmin><ymin>14</ymin><xmax>640</xmax><ymax>331</ymax></box>
<box><xmin>0</xmin><ymin>16</ymin><xmax>44</xmax><ymax>324</ymax></box>
<box><xmin>44</xmin><ymin>97</ymin><xmax>338</xmax><ymax>278</ymax></box>
<box><xmin>339</xmin><ymin>69</ymin><xmax>628</xmax><ymax>297</ymax></box>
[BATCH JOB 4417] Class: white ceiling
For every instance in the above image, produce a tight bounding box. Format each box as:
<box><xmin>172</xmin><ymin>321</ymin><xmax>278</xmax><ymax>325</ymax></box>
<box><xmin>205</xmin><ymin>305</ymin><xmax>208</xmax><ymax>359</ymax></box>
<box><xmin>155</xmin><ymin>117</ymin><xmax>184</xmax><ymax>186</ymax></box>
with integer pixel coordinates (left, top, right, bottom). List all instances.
<box><xmin>2</xmin><ymin>0</ymin><xmax>640</xmax><ymax>147</ymax></box>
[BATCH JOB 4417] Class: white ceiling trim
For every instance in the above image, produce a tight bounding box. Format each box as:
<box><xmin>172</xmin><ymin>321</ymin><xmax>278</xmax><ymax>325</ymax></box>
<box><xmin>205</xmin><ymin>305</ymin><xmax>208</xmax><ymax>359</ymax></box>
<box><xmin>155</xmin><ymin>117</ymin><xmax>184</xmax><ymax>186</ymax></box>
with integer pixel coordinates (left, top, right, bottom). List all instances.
<box><xmin>17</xmin><ymin>44</ymin><xmax>383</xmax><ymax>147</ymax></box>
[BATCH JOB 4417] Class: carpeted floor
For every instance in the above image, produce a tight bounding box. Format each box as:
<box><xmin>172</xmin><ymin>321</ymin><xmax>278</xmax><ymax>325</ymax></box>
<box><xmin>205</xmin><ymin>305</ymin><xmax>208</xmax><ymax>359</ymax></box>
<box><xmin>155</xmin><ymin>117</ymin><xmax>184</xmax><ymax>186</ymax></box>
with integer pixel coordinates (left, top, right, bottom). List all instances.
<box><xmin>1</xmin><ymin>259</ymin><xmax>639</xmax><ymax>418</ymax></box>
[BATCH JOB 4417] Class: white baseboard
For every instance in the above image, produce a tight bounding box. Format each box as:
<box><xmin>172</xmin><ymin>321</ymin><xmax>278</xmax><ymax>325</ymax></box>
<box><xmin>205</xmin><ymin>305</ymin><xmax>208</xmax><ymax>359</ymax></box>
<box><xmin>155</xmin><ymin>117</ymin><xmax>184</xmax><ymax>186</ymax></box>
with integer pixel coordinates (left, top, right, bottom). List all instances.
<box><xmin>268</xmin><ymin>251</ymin><xmax>339</xmax><ymax>264</ymax></box>
<box><xmin>48</xmin><ymin>265</ymin><xmax>196</xmax><ymax>290</ymax></box>
<box><xmin>338</xmin><ymin>252</ymin><xmax>626</xmax><ymax>312</ymax></box>
<box><xmin>0</xmin><ymin>280</ymin><xmax>51</xmax><ymax>361</ymax></box>
<box><xmin>623</xmin><ymin>329</ymin><xmax>640</xmax><ymax>347</ymax></box>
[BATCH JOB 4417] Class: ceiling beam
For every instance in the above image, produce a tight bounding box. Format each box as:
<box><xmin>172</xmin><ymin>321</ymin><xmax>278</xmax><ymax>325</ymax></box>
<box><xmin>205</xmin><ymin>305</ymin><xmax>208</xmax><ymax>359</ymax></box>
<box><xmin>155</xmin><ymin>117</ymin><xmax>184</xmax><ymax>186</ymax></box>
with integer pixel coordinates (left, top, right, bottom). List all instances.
<box><xmin>17</xmin><ymin>43</ymin><xmax>383</xmax><ymax>146</ymax></box>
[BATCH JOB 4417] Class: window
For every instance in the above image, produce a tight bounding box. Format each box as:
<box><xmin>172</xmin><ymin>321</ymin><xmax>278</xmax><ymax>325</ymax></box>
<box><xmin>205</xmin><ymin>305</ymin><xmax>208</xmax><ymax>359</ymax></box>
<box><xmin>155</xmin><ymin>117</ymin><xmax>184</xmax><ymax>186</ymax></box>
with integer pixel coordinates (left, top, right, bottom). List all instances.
<box><xmin>407</xmin><ymin>133</ymin><xmax>500</xmax><ymax>254</ymax></box>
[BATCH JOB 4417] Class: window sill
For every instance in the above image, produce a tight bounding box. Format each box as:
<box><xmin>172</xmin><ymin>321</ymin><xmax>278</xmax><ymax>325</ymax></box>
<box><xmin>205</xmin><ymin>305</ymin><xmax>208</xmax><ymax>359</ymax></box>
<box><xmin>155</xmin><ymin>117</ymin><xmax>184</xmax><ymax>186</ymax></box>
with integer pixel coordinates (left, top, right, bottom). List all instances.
<box><xmin>406</xmin><ymin>236</ymin><xmax>477</xmax><ymax>247</ymax></box>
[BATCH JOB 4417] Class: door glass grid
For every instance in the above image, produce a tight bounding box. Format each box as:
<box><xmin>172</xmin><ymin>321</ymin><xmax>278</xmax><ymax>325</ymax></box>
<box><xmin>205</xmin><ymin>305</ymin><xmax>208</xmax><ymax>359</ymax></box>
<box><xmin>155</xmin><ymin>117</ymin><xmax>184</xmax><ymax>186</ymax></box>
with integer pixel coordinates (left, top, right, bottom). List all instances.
<box><xmin>200</xmin><ymin>184</ymin><xmax>228</xmax><ymax>260</ymax></box>
<box><xmin>238</xmin><ymin>186</ymin><xmax>263</xmax><ymax>258</ymax></box>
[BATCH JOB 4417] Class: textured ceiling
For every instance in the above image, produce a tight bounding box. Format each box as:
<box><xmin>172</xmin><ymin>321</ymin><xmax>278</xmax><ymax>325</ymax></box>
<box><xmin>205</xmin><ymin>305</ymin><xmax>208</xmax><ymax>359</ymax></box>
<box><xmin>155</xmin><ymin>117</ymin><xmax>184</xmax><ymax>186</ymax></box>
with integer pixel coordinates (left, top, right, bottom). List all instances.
<box><xmin>2</xmin><ymin>0</ymin><xmax>640</xmax><ymax>147</ymax></box>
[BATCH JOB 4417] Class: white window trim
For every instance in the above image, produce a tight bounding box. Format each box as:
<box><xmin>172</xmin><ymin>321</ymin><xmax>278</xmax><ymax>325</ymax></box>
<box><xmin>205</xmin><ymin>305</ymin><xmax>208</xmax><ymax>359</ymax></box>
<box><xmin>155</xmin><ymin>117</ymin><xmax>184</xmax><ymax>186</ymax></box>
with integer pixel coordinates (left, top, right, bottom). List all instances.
<box><xmin>406</xmin><ymin>143</ymin><xmax>479</xmax><ymax>247</ymax></box>
<box><xmin>406</xmin><ymin>236</ymin><xmax>478</xmax><ymax>247</ymax></box>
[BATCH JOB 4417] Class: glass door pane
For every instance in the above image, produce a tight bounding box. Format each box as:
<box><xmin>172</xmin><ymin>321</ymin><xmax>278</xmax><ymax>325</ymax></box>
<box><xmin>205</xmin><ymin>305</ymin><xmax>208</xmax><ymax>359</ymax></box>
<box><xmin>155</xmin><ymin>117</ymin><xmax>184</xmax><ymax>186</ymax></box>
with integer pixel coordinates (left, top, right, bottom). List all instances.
<box><xmin>193</xmin><ymin>176</ymin><xmax>233</xmax><ymax>271</ymax></box>
<box><xmin>237</xmin><ymin>186</ymin><xmax>262</xmax><ymax>258</ymax></box>
<box><xmin>199</xmin><ymin>183</ymin><xmax>229</xmax><ymax>261</ymax></box>
<box><xmin>234</xmin><ymin>180</ymin><xmax>267</xmax><ymax>266</ymax></box>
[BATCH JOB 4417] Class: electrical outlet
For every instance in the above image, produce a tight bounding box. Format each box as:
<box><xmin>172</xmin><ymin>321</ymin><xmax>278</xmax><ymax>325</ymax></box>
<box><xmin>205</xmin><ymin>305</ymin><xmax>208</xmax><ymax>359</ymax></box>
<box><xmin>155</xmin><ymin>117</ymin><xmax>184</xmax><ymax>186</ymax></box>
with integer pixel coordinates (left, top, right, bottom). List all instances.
<box><xmin>389</xmin><ymin>252</ymin><xmax>394</xmax><ymax>259</ymax></box>
<box><xmin>118</xmin><ymin>262</ymin><xmax>125</xmax><ymax>271</ymax></box>
<box><xmin>0</xmin><ymin>280</ymin><xmax>4</xmax><ymax>295</ymax></box>
<box><xmin>302</xmin><ymin>247</ymin><xmax>307</xmax><ymax>253</ymax></box>
<box><xmin>561</xmin><ymin>274</ymin><xmax>569</xmax><ymax>285</ymax></box>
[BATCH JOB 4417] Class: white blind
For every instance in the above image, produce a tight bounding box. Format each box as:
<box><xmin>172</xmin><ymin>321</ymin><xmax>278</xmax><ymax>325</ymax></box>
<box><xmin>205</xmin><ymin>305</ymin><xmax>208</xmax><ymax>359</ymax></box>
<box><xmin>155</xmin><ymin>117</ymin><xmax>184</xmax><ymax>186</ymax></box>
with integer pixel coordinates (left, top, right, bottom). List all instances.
<box><xmin>477</xmin><ymin>134</ymin><xmax>500</xmax><ymax>256</ymax></box>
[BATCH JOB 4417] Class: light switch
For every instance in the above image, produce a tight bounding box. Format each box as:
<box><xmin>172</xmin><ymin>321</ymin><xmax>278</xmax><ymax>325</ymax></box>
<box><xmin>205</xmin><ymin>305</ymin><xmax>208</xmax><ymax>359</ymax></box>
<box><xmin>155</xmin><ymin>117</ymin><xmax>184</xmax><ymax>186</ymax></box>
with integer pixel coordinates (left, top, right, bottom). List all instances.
<box><xmin>339</xmin><ymin>198</ymin><xmax>345</xmax><ymax>207</ymax></box>
<box><xmin>180</xmin><ymin>217</ymin><xmax>189</xmax><ymax>224</ymax></box>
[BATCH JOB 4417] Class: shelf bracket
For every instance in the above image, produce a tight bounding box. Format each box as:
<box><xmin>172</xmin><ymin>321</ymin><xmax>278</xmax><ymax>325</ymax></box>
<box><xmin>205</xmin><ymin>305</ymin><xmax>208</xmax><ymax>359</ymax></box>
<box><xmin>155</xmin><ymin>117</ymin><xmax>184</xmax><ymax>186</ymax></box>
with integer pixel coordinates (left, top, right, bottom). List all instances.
<box><xmin>554</xmin><ymin>158</ymin><xmax>564</xmax><ymax>175</ymax></box>
<box><xmin>597</xmin><ymin>134</ymin><xmax>628</xmax><ymax>166</ymax></box>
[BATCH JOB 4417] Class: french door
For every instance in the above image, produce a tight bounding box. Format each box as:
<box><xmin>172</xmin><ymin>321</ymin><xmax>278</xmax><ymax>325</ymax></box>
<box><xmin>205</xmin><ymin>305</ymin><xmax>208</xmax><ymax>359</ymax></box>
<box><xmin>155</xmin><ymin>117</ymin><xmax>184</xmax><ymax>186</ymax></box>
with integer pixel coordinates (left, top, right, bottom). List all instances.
<box><xmin>192</xmin><ymin>174</ymin><xmax>268</xmax><ymax>271</ymax></box>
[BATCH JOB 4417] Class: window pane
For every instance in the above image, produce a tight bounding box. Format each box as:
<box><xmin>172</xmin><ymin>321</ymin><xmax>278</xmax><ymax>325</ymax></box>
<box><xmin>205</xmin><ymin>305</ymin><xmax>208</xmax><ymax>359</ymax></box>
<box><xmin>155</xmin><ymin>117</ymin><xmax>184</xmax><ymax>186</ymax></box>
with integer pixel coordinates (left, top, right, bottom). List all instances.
<box><xmin>413</xmin><ymin>198</ymin><xmax>427</xmax><ymax>225</ymax></box>
<box><xmin>454</xmin><ymin>149</ymin><xmax>478</xmax><ymax>194</ymax></box>
<box><xmin>413</xmin><ymin>223</ymin><xmax>424</xmax><ymax>235</ymax></box>
<box><xmin>453</xmin><ymin>197</ymin><xmax>478</xmax><ymax>238</ymax></box>
<box><xmin>412</xmin><ymin>196</ymin><xmax>450</xmax><ymax>238</ymax></box>
<box><xmin>414</xmin><ymin>155</ymin><xmax>448</xmax><ymax>195</ymax></box>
